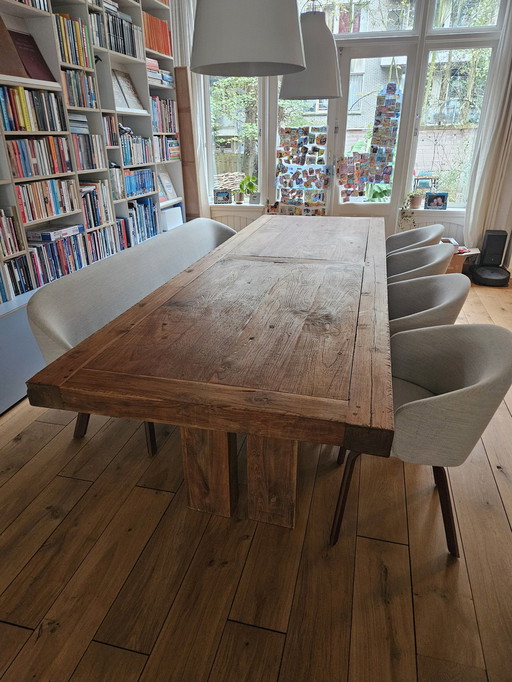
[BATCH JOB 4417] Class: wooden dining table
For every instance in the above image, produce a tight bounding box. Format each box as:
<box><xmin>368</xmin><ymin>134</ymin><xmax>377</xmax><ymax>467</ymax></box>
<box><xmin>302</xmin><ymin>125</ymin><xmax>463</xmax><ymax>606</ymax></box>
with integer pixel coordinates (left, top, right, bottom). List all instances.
<box><xmin>26</xmin><ymin>215</ymin><xmax>394</xmax><ymax>528</ymax></box>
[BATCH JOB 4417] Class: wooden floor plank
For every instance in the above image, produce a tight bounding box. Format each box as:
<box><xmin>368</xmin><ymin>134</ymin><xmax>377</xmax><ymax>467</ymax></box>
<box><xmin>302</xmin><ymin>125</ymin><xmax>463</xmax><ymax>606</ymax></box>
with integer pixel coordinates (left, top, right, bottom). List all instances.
<box><xmin>481</xmin><ymin>402</ymin><xmax>512</xmax><ymax>525</ymax></box>
<box><xmin>0</xmin><ymin>415</ymin><xmax>107</xmax><ymax>536</ymax></box>
<box><xmin>0</xmin><ymin>400</ymin><xmax>44</xmax><ymax>450</ymax></box>
<box><xmin>0</xmin><ymin>477</ymin><xmax>90</xmax><ymax>597</ymax></box>
<box><xmin>278</xmin><ymin>445</ymin><xmax>359</xmax><ymax>682</ymax></box>
<box><xmin>208</xmin><ymin>621</ymin><xmax>284</xmax><ymax>682</ymax></box>
<box><xmin>69</xmin><ymin>642</ymin><xmax>147</xmax><ymax>681</ymax></box>
<box><xmin>136</xmin><ymin>425</ymin><xmax>183</xmax><ymax>492</ymax></box>
<box><xmin>0</xmin><ymin>623</ymin><xmax>31</xmax><ymax>677</ymax></box>
<box><xmin>0</xmin><ymin>426</ymin><xmax>159</xmax><ymax>628</ymax></box>
<box><xmin>139</xmin><ymin>514</ymin><xmax>256</xmax><ymax>682</ymax></box>
<box><xmin>417</xmin><ymin>654</ymin><xmax>488</xmax><ymax>682</ymax></box>
<box><xmin>449</xmin><ymin>440</ymin><xmax>512</xmax><ymax>682</ymax></box>
<box><xmin>96</xmin><ymin>484</ymin><xmax>210</xmax><ymax>654</ymax></box>
<box><xmin>2</xmin><ymin>487</ymin><xmax>170</xmax><ymax>682</ymax></box>
<box><xmin>59</xmin><ymin>417</ymin><xmax>140</xmax><ymax>481</ymax></box>
<box><xmin>36</xmin><ymin>408</ymin><xmax>77</xmax><ymax>426</ymax></box>
<box><xmin>358</xmin><ymin>454</ymin><xmax>408</xmax><ymax>544</ymax></box>
<box><xmin>405</xmin><ymin>462</ymin><xmax>485</xmax><ymax>669</ymax></box>
<box><xmin>0</xmin><ymin>420</ymin><xmax>63</xmax><ymax>489</ymax></box>
<box><xmin>229</xmin><ymin>441</ymin><xmax>320</xmax><ymax>632</ymax></box>
<box><xmin>348</xmin><ymin>536</ymin><xmax>416</xmax><ymax>682</ymax></box>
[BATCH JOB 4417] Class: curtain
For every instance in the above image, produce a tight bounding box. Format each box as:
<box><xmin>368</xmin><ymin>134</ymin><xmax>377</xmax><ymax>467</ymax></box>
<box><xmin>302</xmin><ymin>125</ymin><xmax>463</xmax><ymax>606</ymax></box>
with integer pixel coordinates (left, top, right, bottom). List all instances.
<box><xmin>171</xmin><ymin>0</ymin><xmax>211</xmax><ymax>218</ymax></box>
<box><xmin>464</xmin><ymin>2</ymin><xmax>512</xmax><ymax>267</ymax></box>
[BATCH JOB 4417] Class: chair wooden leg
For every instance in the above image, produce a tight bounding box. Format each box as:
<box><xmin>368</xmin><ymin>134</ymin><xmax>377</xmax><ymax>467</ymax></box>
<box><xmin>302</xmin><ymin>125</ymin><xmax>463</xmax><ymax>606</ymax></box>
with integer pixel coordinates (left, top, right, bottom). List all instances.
<box><xmin>330</xmin><ymin>450</ymin><xmax>361</xmax><ymax>546</ymax></box>
<box><xmin>74</xmin><ymin>413</ymin><xmax>90</xmax><ymax>439</ymax></box>
<box><xmin>337</xmin><ymin>446</ymin><xmax>347</xmax><ymax>466</ymax></box>
<box><xmin>433</xmin><ymin>466</ymin><xmax>460</xmax><ymax>558</ymax></box>
<box><xmin>144</xmin><ymin>422</ymin><xmax>158</xmax><ymax>456</ymax></box>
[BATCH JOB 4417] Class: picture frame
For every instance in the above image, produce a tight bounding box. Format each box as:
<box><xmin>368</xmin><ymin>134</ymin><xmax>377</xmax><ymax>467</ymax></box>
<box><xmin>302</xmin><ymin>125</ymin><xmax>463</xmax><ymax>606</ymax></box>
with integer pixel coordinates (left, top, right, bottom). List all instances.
<box><xmin>424</xmin><ymin>192</ymin><xmax>448</xmax><ymax>210</ymax></box>
<box><xmin>213</xmin><ymin>189</ymin><xmax>232</xmax><ymax>204</ymax></box>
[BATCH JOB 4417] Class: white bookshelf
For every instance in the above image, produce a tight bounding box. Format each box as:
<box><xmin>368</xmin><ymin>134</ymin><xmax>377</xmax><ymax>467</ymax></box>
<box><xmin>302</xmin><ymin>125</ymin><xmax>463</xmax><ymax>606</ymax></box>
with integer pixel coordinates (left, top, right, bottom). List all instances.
<box><xmin>0</xmin><ymin>0</ymin><xmax>184</xmax><ymax>409</ymax></box>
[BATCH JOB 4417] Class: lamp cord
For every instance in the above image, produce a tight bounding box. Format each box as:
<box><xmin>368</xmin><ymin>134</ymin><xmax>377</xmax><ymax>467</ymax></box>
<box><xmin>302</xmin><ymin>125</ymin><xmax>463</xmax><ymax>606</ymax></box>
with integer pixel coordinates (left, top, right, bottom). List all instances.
<box><xmin>301</xmin><ymin>0</ymin><xmax>324</xmax><ymax>12</ymax></box>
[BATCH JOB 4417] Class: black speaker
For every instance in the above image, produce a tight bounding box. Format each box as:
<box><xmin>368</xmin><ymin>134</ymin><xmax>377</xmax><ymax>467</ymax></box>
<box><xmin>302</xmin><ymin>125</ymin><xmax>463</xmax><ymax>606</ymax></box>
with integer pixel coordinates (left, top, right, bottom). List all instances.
<box><xmin>480</xmin><ymin>230</ymin><xmax>508</xmax><ymax>266</ymax></box>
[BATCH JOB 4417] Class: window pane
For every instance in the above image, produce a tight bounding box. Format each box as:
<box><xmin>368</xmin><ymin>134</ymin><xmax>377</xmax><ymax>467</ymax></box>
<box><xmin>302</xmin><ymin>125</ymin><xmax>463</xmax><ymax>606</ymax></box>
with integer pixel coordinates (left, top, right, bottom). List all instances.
<box><xmin>209</xmin><ymin>77</ymin><xmax>258</xmax><ymax>201</ymax></box>
<box><xmin>337</xmin><ymin>56</ymin><xmax>407</xmax><ymax>204</ymax></box>
<box><xmin>325</xmin><ymin>1</ymin><xmax>415</xmax><ymax>34</ymax></box>
<box><xmin>273</xmin><ymin>96</ymin><xmax>330</xmax><ymax>216</ymax></box>
<box><xmin>433</xmin><ymin>0</ymin><xmax>500</xmax><ymax>29</ymax></box>
<box><xmin>412</xmin><ymin>48</ymin><xmax>492</xmax><ymax>207</ymax></box>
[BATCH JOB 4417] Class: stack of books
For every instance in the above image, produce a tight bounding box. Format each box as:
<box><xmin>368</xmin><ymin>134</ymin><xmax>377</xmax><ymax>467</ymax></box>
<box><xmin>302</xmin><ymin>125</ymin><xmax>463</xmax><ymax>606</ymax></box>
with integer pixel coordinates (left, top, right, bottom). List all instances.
<box><xmin>146</xmin><ymin>58</ymin><xmax>174</xmax><ymax>88</ymax></box>
<box><xmin>150</xmin><ymin>96</ymin><xmax>177</xmax><ymax>133</ymax></box>
<box><xmin>105</xmin><ymin>2</ymin><xmax>144</xmax><ymax>59</ymax></box>
<box><xmin>27</xmin><ymin>223</ymin><xmax>88</xmax><ymax>284</ymax></box>
<box><xmin>89</xmin><ymin>12</ymin><xmax>106</xmax><ymax>48</ymax></box>
<box><xmin>102</xmin><ymin>115</ymin><xmax>119</xmax><ymax>147</ymax></box>
<box><xmin>4</xmin><ymin>254</ymin><xmax>33</xmax><ymax>296</ymax></box>
<box><xmin>61</xmin><ymin>70</ymin><xmax>97</xmax><ymax>109</ymax></box>
<box><xmin>6</xmin><ymin>136</ymin><xmax>72</xmax><ymax>178</ymax></box>
<box><xmin>142</xmin><ymin>12</ymin><xmax>172</xmax><ymax>56</ymax></box>
<box><xmin>125</xmin><ymin>196</ymin><xmax>158</xmax><ymax>245</ymax></box>
<box><xmin>87</xmin><ymin>222</ymin><xmax>130</xmax><ymax>262</ymax></box>
<box><xmin>0</xmin><ymin>86</ymin><xmax>65</xmax><ymax>132</ymax></box>
<box><xmin>0</xmin><ymin>208</ymin><xmax>22</xmax><ymax>257</ymax></box>
<box><xmin>69</xmin><ymin>114</ymin><xmax>107</xmax><ymax>170</ymax></box>
<box><xmin>54</xmin><ymin>14</ymin><xmax>94</xmax><ymax>68</ymax></box>
<box><xmin>120</xmin><ymin>133</ymin><xmax>154</xmax><ymax>166</ymax></box>
<box><xmin>109</xmin><ymin>166</ymin><xmax>125</xmax><ymax>201</ymax></box>
<box><xmin>123</xmin><ymin>168</ymin><xmax>155</xmax><ymax>197</ymax></box>
<box><xmin>80</xmin><ymin>180</ymin><xmax>112</xmax><ymax>228</ymax></box>
<box><xmin>153</xmin><ymin>135</ymin><xmax>180</xmax><ymax>162</ymax></box>
<box><xmin>15</xmin><ymin>177</ymin><xmax>78</xmax><ymax>223</ymax></box>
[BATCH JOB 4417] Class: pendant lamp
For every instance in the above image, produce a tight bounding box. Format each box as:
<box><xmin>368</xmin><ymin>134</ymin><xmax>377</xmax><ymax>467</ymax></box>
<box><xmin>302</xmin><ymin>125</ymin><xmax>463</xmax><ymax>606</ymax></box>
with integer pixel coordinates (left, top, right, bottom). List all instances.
<box><xmin>280</xmin><ymin>10</ymin><xmax>341</xmax><ymax>99</ymax></box>
<box><xmin>190</xmin><ymin>0</ymin><xmax>306</xmax><ymax>77</ymax></box>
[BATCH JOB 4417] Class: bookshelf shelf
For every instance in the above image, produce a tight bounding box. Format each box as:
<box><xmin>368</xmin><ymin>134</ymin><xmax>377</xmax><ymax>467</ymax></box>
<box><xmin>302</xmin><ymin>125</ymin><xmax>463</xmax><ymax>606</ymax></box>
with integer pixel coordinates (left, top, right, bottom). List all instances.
<box><xmin>1</xmin><ymin>0</ymin><xmax>185</xmax><ymax>410</ymax></box>
<box><xmin>13</xmin><ymin>172</ymin><xmax>76</xmax><ymax>184</ymax></box>
<box><xmin>156</xmin><ymin>159</ymin><xmax>180</xmax><ymax>165</ymax></box>
<box><xmin>22</xmin><ymin>209</ymin><xmax>82</xmax><ymax>227</ymax></box>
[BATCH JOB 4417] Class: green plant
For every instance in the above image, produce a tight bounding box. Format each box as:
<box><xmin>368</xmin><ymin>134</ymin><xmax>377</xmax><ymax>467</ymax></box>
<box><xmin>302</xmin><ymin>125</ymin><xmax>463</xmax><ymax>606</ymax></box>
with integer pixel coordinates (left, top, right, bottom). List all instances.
<box><xmin>365</xmin><ymin>182</ymin><xmax>392</xmax><ymax>202</ymax></box>
<box><xmin>239</xmin><ymin>175</ymin><xmax>257</xmax><ymax>195</ymax></box>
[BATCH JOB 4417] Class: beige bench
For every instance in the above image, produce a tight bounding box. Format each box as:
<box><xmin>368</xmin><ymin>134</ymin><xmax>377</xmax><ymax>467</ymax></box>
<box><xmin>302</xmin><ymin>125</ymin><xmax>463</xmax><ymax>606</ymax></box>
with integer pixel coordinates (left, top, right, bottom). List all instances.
<box><xmin>27</xmin><ymin>217</ymin><xmax>236</xmax><ymax>451</ymax></box>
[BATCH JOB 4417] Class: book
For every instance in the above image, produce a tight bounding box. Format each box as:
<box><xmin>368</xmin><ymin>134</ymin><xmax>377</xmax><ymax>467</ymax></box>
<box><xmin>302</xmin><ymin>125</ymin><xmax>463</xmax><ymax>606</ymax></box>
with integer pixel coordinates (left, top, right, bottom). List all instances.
<box><xmin>0</xmin><ymin>18</ymin><xmax>29</xmax><ymax>79</ymax></box>
<box><xmin>158</xmin><ymin>171</ymin><xmax>178</xmax><ymax>202</ymax></box>
<box><xmin>27</xmin><ymin>224</ymin><xmax>85</xmax><ymax>242</ymax></box>
<box><xmin>8</xmin><ymin>31</ymin><xmax>56</xmax><ymax>82</ymax></box>
<box><xmin>112</xmin><ymin>70</ymin><xmax>145</xmax><ymax>111</ymax></box>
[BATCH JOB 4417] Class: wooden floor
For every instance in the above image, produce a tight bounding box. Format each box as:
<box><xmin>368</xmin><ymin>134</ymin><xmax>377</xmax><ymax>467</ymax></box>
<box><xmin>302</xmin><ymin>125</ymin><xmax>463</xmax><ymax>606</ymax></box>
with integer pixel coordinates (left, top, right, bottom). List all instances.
<box><xmin>0</xmin><ymin>283</ymin><xmax>511</xmax><ymax>682</ymax></box>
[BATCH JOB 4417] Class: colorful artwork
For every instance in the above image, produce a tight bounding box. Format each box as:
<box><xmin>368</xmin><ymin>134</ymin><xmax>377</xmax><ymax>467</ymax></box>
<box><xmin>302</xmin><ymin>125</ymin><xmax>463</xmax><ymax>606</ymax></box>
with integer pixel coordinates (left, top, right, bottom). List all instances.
<box><xmin>337</xmin><ymin>81</ymin><xmax>402</xmax><ymax>203</ymax></box>
<box><xmin>272</xmin><ymin>125</ymin><xmax>330</xmax><ymax>216</ymax></box>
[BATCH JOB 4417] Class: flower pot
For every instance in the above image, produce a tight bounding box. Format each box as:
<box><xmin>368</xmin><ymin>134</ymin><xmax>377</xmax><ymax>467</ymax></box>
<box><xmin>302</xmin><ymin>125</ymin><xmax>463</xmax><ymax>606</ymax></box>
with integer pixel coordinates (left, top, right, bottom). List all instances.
<box><xmin>409</xmin><ymin>194</ymin><xmax>423</xmax><ymax>209</ymax></box>
<box><xmin>234</xmin><ymin>191</ymin><xmax>245</xmax><ymax>204</ymax></box>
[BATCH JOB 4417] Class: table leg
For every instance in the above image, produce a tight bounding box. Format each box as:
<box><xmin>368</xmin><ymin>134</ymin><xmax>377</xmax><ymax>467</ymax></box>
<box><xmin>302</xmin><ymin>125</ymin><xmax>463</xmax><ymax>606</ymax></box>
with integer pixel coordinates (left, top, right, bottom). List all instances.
<box><xmin>180</xmin><ymin>427</ymin><xmax>238</xmax><ymax>517</ymax></box>
<box><xmin>246</xmin><ymin>436</ymin><xmax>298</xmax><ymax>528</ymax></box>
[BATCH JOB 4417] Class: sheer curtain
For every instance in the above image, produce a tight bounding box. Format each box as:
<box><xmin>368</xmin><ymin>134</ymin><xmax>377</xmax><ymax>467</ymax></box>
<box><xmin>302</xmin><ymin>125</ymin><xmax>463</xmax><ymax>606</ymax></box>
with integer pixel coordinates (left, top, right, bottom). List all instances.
<box><xmin>171</xmin><ymin>0</ymin><xmax>210</xmax><ymax>217</ymax></box>
<box><xmin>464</xmin><ymin>3</ymin><xmax>512</xmax><ymax>266</ymax></box>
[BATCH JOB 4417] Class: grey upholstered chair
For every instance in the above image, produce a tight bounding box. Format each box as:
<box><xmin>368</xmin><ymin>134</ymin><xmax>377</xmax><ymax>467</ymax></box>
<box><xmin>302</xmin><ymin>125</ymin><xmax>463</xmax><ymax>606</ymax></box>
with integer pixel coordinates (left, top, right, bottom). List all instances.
<box><xmin>330</xmin><ymin>324</ymin><xmax>512</xmax><ymax>555</ymax></box>
<box><xmin>387</xmin><ymin>242</ymin><xmax>454</xmax><ymax>283</ymax></box>
<box><xmin>388</xmin><ymin>273</ymin><xmax>470</xmax><ymax>335</ymax></box>
<box><xmin>386</xmin><ymin>223</ymin><xmax>445</xmax><ymax>255</ymax></box>
<box><xmin>27</xmin><ymin>218</ymin><xmax>236</xmax><ymax>454</ymax></box>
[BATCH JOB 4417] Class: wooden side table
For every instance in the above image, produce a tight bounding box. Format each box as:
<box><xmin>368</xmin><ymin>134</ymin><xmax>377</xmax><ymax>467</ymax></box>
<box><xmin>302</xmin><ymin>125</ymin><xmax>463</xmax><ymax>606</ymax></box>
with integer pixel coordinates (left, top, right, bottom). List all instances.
<box><xmin>446</xmin><ymin>248</ymin><xmax>480</xmax><ymax>274</ymax></box>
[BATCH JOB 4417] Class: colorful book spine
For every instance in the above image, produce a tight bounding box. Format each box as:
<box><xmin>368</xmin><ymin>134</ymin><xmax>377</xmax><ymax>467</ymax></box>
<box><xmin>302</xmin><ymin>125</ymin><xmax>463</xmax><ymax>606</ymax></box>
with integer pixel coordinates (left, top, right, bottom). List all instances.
<box><xmin>142</xmin><ymin>12</ymin><xmax>172</xmax><ymax>56</ymax></box>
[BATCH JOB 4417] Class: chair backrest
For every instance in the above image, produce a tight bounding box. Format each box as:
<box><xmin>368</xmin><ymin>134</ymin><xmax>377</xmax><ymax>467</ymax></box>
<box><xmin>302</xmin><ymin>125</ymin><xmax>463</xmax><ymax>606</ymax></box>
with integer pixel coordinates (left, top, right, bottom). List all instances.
<box><xmin>390</xmin><ymin>324</ymin><xmax>512</xmax><ymax>467</ymax></box>
<box><xmin>27</xmin><ymin>218</ymin><xmax>236</xmax><ymax>363</ymax></box>
<box><xmin>388</xmin><ymin>273</ymin><xmax>470</xmax><ymax>335</ymax></box>
<box><xmin>386</xmin><ymin>242</ymin><xmax>454</xmax><ymax>283</ymax></box>
<box><xmin>385</xmin><ymin>224</ymin><xmax>444</xmax><ymax>255</ymax></box>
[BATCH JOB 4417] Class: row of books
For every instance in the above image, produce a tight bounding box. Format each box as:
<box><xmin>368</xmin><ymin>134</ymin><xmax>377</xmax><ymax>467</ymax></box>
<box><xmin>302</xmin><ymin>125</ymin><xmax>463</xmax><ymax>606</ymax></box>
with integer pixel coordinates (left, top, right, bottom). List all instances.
<box><xmin>102</xmin><ymin>114</ymin><xmax>119</xmax><ymax>147</ymax></box>
<box><xmin>80</xmin><ymin>180</ymin><xmax>112</xmax><ymax>229</ymax></box>
<box><xmin>6</xmin><ymin>136</ymin><xmax>72</xmax><ymax>179</ymax></box>
<box><xmin>124</xmin><ymin>168</ymin><xmax>155</xmax><ymax>197</ymax></box>
<box><xmin>105</xmin><ymin>6</ymin><xmax>144</xmax><ymax>60</ymax></box>
<box><xmin>146</xmin><ymin>58</ymin><xmax>174</xmax><ymax>88</ymax></box>
<box><xmin>29</xmin><ymin>232</ymin><xmax>88</xmax><ymax>284</ymax></box>
<box><xmin>154</xmin><ymin>135</ymin><xmax>180</xmax><ymax>162</ymax></box>
<box><xmin>109</xmin><ymin>167</ymin><xmax>125</xmax><ymax>201</ymax></box>
<box><xmin>4</xmin><ymin>254</ymin><xmax>33</xmax><ymax>297</ymax></box>
<box><xmin>87</xmin><ymin>220</ymin><xmax>130</xmax><ymax>262</ymax></box>
<box><xmin>123</xmin><ymin>196</ymin><xmax>158</xmax><ymax>245</ymax></box>
<box><xmin>61</xmin><ymin>69</ymin><xmax>97</xmax><ymax>109</ymax></box>
<box><xmin>150</xmin><ymin>96</ymin><xmax>177</xmax><ymax>134</ymax></box>
<box><xmin>0</xmin><ymin>208</ymin><xmax>23</xmax><ymax>257</ymax></box>
<box><xmin>142</xmin><ymin>12</ymin><xmax>172</xmax><ymax>57</ymax></box>
<box><xmin>54</xmin><ymin>13</ymin><xmax>94</xmax><ymax>68</ymax></box>
<box><xmin>72</xmin><ymin>133</ymin><xmax>107</xmax><ymax>171</ymax></box>
<box><xmin>0</xmin><ymin>86</ymin><xmax>65</xmax><ymax>133</ymax></box>
<box><xmin>15</xmin><ymin>178</ymin><xmax>78</xmax><ymax>224</ymax></box>
<box><xmin>120</xmin><ymin>133</ymin><xmax>154</xmax><ymax>166</ymax></box>
<box><xmin>14</xmin><ymin>0</ymin><xmax>49</xmax><ymax>11</ymax></box>
<box><xmin>89</xmin><ymin>11</ymin><xmax>106</xmax><ymax>49</ymax></box>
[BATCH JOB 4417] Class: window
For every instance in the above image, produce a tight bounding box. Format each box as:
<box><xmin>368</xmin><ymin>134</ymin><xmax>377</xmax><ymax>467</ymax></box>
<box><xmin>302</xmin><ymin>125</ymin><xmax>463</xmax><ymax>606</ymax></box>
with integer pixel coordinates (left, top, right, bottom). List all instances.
<box><xmin>325</xmin><ymin>0</ymin><xmax>416</xmax><ymax>34</ymax></box>
<box><xmin>433</xmin><ymin>0</ymin><xmax>500</xmax><ymax>29</ymax></box>
<box><xmin>208</xmin><ymin>76</ymin><xmax>259</xmax><ymax>200</ymax></box>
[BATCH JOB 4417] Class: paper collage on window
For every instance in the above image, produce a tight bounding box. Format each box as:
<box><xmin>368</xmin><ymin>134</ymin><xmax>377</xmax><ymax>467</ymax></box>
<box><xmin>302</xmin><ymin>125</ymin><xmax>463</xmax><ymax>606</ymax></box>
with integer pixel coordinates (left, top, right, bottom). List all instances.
<box><xmin>336</xmin><ymin>82</ymin><xmax>402</xmax><ymax>203</ymax></box>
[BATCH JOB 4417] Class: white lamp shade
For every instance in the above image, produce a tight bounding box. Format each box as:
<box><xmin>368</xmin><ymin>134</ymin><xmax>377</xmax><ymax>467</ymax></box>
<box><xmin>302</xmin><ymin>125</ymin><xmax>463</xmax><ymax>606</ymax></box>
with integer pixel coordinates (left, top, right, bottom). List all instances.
<box><xmin>280</xmin><ymin>11</ymin><xmax>341</xmax><ymax>99</ymax></box>
<box><xmin>190</xmin><ymin>0</ymin><xmax>306</xmax><ymax>77</ymax></box>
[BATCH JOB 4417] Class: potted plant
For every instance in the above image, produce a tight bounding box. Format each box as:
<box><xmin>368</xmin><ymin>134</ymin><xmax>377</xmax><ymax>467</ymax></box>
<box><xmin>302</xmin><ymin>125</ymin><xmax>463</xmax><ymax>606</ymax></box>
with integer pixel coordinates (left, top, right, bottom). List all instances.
<box><xmin>235</xmin><ymin>175</ymin><xmax>258</xmax><ymax>204</ymax></box>
<box><xmin>407</xmin><ymin>190</ymin><xmax>424</xmax><ymax>209</ymax></box>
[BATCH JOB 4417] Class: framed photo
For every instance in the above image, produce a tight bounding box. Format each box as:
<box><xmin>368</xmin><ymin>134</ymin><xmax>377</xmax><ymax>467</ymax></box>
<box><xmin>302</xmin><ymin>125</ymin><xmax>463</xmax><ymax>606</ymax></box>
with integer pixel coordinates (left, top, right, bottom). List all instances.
<box><xmin>213</xmin><ymin>189</ymin><xmax>232</xmax><ymax>204</ymax></box>
<box><xmin>424</xmin><ymin>192</ymin><xmax>448</xmax><ymax>210</ymax></box>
